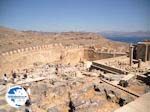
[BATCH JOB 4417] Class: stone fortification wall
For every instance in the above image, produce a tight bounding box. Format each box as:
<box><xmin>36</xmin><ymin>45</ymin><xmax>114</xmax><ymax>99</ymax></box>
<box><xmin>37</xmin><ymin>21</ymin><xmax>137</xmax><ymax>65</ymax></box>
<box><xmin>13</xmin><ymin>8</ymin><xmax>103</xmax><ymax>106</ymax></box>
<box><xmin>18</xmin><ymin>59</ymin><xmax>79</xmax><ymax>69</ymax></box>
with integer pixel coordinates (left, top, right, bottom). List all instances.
<box><xmin>84</xmin><ymin>49</ymin><xmax>126</xmax><ymax>61</ymax></box>
<box><xmin>0</xmin><ymin>44</ymin><xmax>84</xmax><ymax>75</ymax></box>
<box><xmin>0</xmin><ymin>44</ymin><xmax>126</xmax><ymax>75</ymax></box>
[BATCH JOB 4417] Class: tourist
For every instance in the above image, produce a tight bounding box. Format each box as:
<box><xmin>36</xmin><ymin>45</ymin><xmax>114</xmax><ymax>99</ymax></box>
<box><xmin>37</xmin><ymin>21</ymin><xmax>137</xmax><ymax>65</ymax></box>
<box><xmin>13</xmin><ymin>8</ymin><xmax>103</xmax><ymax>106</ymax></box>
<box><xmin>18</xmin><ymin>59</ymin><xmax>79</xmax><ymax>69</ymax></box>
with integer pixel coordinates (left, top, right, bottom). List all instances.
<box><xmin>3</xmin><ymin>74</ymin><xmax>8</xmax><ymax>85</ymax></box>
<box><xmin>24</xmin><ymin>99</ymin><xmax>32</xmax><ymax>112</ymax></box>
<box><xmin>24</xmin><ymin>85</ymin><xmax>32</xmax><ymax>112</ymax></box>
<box><xmin>55</xmin><ymin>65</ymin><xmax>58</xmax><ymax>75</ymax></box>
<box><xmin>23</xmin><ymin>74</ymin><xmax>27</xmax><ymax>79</ymax></box>
<box><xmin>12</xmin><ymin>71</ymin><xmax>17</xmax><ymax>83</ymax></box>
<box><xmin>43</xmin><ymin>90</ymin><xmax>47</xmax><ymax>97</ymax></box>
<box><xmin>27</xmin><ymin>87</ymin><xmax>31</xmax><ymax>97</ymax></box>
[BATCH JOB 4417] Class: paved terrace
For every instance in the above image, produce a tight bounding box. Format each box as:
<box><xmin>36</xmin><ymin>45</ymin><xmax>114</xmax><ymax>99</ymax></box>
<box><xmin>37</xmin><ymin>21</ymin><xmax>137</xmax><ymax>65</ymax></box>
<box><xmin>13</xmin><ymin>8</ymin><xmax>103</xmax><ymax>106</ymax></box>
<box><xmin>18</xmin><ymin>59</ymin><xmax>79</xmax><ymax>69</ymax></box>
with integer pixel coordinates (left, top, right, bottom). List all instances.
<box><xmin>114</xmin><ymin>92</ymin><xmax>150</xmax><ymax>112</ymax></box>
<box><xmin>92</xmin><ymin>56</ymin><xmax>150</xmax><ymax>74</ymax></box>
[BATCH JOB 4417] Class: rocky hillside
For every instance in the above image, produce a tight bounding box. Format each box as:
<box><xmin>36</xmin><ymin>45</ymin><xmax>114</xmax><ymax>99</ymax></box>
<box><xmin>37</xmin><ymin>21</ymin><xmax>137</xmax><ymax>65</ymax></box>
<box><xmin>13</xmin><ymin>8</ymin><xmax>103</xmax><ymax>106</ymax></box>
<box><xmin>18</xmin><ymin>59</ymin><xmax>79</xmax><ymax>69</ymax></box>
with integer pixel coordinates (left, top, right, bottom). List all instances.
<box><xmin>0</xmin><ymin>26</ymin><xmax>128</xmax><ymax>53</ymax></box>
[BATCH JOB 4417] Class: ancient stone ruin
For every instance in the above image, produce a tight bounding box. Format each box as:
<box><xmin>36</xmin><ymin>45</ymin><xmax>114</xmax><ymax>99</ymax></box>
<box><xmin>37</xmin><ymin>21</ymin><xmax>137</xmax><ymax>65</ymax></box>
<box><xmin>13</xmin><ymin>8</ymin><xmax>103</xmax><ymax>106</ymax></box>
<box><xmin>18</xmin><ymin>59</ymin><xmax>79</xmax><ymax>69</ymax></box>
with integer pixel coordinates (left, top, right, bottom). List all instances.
<box><xmin>0</xmin><ymin>41</ymin><xmax>150</xmax><ymax>112</ymax></box>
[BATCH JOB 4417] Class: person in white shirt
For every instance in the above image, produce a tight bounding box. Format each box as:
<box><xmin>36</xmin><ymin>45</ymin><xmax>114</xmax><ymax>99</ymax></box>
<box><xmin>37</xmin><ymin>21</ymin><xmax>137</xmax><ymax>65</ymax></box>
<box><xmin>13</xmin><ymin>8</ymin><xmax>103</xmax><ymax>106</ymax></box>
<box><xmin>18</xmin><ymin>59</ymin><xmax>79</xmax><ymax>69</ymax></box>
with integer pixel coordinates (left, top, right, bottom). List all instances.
<box><xmin>27</xmin><ymin>87</ymin><xmax>31</xmax><ymax>96</ymax></box>
<box><xmin>3</xmin><ymin>74</ymin><xmax>8</xmax><ymax>85</ymax></box>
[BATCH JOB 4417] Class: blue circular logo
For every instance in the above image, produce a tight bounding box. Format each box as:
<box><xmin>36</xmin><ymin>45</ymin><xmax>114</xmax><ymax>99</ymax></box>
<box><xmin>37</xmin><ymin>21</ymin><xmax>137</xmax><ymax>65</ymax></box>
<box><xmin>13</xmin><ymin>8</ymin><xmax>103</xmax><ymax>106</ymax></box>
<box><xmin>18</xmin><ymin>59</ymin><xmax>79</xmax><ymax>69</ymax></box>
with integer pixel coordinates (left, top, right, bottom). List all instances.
<box><xmin>5</xmin><ymin>85</ymin><xmax>29</xmax><ymax>108</ymax></box>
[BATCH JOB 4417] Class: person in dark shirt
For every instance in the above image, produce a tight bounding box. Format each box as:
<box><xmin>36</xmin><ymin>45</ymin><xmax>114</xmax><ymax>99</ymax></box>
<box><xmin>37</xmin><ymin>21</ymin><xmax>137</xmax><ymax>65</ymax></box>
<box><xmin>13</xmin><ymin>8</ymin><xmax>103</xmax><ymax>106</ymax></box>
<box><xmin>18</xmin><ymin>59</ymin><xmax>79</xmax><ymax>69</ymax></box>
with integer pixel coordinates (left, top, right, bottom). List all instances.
<box><xmin>12</xmin><ymin>72</ymin><xmax>17</xmax><ymax>83</ymax></box>
<box><xmin>12</xmin><ymin>72</ymin><xmax>16</xmax><ymax>78</ymax></box>
<box><xmin>23</xmin><ymin>74</ymin><xmax>27</xmax><ymax>79</ymax></box>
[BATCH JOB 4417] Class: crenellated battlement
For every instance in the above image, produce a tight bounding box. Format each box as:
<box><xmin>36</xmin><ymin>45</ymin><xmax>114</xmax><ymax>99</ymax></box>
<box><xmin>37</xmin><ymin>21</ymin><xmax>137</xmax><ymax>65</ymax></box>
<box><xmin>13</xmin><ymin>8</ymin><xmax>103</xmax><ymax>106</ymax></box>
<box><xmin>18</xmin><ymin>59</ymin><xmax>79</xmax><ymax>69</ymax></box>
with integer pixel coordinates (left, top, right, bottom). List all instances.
<box><xmin>0</xmin><ymin>43</ymin><xmax>126</xmax><ymax>75</ymax></box>
<box><xmin>0</xmin><ymin>43</ymin><xmax>84</xmax><ymax>57</ymax></box>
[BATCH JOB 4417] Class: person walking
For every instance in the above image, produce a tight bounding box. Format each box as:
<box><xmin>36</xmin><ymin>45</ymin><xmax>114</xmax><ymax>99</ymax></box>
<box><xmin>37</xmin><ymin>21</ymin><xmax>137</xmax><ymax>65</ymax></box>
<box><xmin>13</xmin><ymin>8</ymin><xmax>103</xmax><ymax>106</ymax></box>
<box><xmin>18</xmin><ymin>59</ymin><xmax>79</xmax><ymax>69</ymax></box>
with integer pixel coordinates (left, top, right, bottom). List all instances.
<box><xmin>3</xmin><ymin>74</ymin><xmax>8</xmax><ymax>85</ymax></box>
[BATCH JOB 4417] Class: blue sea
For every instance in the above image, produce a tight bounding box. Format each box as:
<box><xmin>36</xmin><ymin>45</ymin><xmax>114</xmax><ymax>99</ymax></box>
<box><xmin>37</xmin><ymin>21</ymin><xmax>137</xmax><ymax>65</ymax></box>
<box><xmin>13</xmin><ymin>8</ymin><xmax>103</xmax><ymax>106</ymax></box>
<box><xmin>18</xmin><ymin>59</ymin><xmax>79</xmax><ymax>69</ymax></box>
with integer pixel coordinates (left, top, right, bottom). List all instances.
<box><xmin>105</xmin><ymin>36</ymin><xmax>150</xmax><ymax>44</ymax></box>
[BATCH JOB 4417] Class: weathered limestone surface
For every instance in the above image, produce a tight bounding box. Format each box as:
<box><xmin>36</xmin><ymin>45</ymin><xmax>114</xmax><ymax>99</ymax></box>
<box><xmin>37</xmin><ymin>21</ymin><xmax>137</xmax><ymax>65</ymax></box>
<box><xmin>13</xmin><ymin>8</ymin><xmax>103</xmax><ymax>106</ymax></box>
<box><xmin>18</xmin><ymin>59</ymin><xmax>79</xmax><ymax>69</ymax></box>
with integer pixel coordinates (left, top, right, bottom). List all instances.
<box><xmin>0</xmin><ymin>45</ymin><xmax>84</xmax><ymax>75</ymax></box>
<box><xmin>0</xmin><ymin>62</ymin><xmax>149</xmax><ymax>112</ymax></box>
<box><xmin>114</xmin><ymin>92</ymin><xmax>150</xmax><ymax>112</ymax></box>
<box><xmin>0</xmin><ymin>44</ymin><xmax>126</xmax><ymax>76</ymax></box>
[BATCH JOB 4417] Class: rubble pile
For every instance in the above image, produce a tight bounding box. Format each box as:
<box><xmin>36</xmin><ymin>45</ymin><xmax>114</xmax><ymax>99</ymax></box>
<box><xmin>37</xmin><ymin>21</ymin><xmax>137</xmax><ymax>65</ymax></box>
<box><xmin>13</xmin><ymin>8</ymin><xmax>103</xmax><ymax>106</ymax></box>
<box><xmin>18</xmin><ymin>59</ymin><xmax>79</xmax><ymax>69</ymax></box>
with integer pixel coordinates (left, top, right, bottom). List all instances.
<box><xmin>101</xmin><ymin>57</ymin><xmax>150</xmax><ymax>73</ymax></box>
<box><xmin>0</xmin><ymin>61</ymin><xmax>149</xmax><ymax>112</ymax></box>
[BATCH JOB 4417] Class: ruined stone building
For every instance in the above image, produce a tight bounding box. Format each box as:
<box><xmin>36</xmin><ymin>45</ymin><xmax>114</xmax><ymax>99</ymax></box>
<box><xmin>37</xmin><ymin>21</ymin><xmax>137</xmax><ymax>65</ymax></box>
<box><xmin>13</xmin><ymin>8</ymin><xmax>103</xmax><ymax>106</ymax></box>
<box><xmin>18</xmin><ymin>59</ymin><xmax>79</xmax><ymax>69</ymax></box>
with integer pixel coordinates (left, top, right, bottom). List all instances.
<box><xmin>132</xmin><ymin>42</ymin><xmax>150</xmax><ymax>62</ymax></box>
<box><xmin>136</xmin><ymin>42</ymin><xmax>150</xmax><ymax>62</ymax></box>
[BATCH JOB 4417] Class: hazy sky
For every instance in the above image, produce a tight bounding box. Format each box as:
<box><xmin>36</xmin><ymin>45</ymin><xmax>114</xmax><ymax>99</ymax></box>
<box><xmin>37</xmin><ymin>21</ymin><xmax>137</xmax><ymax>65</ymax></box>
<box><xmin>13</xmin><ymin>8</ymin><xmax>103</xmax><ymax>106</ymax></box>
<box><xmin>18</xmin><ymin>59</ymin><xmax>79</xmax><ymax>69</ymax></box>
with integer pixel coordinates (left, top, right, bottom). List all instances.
<box><xmin>0</xmin><ymin>0</ymin><xmax>149</xmax><ymax>32</ymax></box>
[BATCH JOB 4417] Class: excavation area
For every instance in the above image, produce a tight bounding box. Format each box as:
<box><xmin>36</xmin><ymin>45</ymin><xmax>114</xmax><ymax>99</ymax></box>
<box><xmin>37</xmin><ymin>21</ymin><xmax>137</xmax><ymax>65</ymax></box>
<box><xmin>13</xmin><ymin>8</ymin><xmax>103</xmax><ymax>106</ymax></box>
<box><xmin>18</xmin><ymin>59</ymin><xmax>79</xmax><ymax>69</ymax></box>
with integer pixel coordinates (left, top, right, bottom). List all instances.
<box><xmin>0</xmin><ymin>56</ymin><xmax>150</xmax><ymax>112</ymax></box>
<box><xmin>0</xmin><ymin>35</ymin><xmax>149</xmax><ymax>112</ymax></box>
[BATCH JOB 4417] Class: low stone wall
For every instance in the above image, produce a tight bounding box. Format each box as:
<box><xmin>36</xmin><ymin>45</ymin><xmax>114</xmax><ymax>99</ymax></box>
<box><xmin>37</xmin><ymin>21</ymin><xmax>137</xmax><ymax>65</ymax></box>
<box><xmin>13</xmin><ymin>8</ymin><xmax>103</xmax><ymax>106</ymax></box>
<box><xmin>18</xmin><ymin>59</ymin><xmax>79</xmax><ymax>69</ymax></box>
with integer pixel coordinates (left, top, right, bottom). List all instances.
<box><xmin>92</xmin><ymin>62</ymin><xmax>128</xmax><ymax>74</ymax></box>
<box><xmin>84</xmin><ymin>49</ymin><xmax>126</xmax><ymax>61</ymax></box>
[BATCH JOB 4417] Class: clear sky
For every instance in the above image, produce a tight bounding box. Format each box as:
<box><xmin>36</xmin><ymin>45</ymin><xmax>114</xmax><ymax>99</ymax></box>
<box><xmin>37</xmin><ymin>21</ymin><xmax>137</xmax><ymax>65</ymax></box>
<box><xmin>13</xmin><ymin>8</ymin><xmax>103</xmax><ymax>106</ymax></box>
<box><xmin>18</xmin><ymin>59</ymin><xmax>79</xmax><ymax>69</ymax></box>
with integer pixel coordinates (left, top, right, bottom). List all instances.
<box><xmin>0</xmin><ymin>0</ymin><xmax>149</xmax><ymax>32</ymax></box>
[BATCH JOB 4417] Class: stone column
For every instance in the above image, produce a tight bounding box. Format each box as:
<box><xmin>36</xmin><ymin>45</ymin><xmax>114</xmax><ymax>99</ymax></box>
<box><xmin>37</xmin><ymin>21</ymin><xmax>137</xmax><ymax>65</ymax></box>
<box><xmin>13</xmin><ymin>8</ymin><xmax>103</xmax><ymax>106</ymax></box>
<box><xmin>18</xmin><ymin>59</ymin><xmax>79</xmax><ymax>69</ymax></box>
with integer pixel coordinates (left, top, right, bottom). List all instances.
<box><xmin>129</xmin><ymin>44</ymin><xmax>134</xmax><ymax>66</ymax></box>
<box><xmin>145</xmin><ymin>44</ymin><xmax>148</xmax><ymax>62</ymax></box>
<box><xmin>138</xmin><ymin>59</ymin><xmax>141</xmax><ymax>68</ymax></box>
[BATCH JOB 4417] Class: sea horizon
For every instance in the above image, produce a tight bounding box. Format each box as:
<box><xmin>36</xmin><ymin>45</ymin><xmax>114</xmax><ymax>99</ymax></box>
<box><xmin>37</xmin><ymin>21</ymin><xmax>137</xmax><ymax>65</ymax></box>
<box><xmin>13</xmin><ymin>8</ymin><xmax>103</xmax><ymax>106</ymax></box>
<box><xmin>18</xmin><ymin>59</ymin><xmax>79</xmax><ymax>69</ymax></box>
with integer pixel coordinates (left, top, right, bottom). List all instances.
<box><xmin>105</xmin><ymin>36</ymin><xmax>150</xmax><ymax>44</ymax></box>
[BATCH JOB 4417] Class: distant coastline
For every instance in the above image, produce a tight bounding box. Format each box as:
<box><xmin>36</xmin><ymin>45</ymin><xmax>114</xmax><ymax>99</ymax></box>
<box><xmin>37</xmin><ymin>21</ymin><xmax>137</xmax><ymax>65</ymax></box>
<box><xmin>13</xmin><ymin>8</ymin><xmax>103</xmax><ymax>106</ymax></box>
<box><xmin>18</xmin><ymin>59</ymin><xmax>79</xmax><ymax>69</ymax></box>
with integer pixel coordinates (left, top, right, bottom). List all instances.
<box><xmin>100</xmin><ymin>31</ymin><xmax>150</xmax><ymax>43</ymax></box>
<box><xmin>105</xmin><ymin>36</ymin><xmax>150</xmax><ymax>43</ymax></box>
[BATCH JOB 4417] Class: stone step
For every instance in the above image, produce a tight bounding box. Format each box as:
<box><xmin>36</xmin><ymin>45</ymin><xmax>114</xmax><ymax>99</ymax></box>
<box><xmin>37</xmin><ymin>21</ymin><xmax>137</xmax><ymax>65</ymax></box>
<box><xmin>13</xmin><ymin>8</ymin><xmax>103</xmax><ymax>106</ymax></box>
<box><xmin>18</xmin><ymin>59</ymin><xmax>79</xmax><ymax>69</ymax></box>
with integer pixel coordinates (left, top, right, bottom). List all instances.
<box><xmin>122</xmin><ymin>74</ymin><xmax>135</xmax><ymax>81</ymax></box>
<box><xmin>0</xmin><ymin>85</ymin><xmax>6</xmax><ymax>96</ymax></box>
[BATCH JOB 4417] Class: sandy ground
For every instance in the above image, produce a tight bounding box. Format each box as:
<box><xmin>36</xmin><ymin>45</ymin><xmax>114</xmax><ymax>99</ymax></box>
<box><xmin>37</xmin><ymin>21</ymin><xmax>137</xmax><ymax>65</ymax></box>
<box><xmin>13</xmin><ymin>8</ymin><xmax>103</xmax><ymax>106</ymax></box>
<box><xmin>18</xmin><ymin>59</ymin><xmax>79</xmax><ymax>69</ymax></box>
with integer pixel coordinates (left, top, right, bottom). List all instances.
<box><xmin>0</xmin><ymin>27</ymin><xmax>128</xmax><ymax>53</ymax></box>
